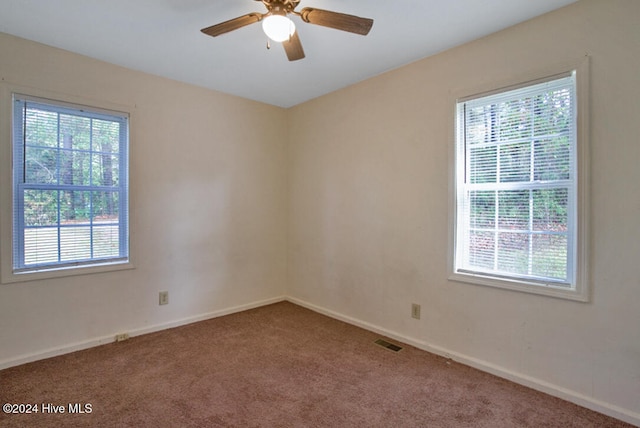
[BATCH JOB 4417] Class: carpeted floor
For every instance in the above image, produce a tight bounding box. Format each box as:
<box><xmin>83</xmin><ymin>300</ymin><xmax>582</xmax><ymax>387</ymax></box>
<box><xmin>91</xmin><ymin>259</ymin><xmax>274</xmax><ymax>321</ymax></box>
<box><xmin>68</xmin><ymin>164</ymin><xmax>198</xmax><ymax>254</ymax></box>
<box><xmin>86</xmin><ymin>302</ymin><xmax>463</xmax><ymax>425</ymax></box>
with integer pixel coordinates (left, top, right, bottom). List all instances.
<box><xmin>0</xmin><ymin>302</ymin><xmax>633</xmax><ymax>427</ymax></box>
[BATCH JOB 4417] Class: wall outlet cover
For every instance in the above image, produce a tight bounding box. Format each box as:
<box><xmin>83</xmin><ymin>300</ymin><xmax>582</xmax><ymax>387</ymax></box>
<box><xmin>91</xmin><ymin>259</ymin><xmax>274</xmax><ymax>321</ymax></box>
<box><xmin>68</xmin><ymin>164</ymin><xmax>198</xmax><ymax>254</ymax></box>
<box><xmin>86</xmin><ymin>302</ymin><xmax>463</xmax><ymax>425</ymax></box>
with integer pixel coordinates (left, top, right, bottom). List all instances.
<box><xmin>159</xmin><ymin>291</ymin><xmax>169</xmax><ymax>305</ymax></box>
<box><xmin>411</xmin><ymin>303</ymin><xmax>421</xmax><ymax>320</ymax></box>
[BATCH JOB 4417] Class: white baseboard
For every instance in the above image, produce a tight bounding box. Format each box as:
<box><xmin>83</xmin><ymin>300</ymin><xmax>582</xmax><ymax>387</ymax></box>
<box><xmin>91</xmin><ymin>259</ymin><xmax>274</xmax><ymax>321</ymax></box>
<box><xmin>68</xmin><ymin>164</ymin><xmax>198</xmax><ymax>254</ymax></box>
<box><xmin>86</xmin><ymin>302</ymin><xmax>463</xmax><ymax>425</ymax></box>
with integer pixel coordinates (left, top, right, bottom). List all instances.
<box><xmin>0</xmin><ymin>295</ymin><xmax>286</xmax><ymax>371</ymax></box>
<box><xmin>286</xmin><ymin>296</ymin><xmax>640</xmax><ymax>427</ymax></box>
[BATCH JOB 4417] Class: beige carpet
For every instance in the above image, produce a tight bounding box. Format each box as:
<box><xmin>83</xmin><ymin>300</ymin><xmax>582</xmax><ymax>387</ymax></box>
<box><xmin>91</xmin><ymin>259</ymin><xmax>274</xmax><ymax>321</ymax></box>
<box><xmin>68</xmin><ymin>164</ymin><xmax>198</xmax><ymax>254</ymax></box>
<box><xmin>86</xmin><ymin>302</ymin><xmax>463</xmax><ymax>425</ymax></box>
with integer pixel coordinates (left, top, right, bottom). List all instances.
<box><xmin>0</xmin><ymin>302</ymin><xmax>632</xmax><ymax>427</ymax></box>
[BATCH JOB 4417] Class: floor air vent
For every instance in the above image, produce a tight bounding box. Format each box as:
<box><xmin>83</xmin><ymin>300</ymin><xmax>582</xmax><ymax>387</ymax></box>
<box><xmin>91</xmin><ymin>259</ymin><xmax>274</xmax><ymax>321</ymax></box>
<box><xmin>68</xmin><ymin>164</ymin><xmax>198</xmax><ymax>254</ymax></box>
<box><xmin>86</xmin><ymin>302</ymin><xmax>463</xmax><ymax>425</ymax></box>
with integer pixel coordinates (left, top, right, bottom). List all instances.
<box><xmin>374</xmin><ymin>339</ymin><xmax>403</xmax><ymax>352</ymax></box>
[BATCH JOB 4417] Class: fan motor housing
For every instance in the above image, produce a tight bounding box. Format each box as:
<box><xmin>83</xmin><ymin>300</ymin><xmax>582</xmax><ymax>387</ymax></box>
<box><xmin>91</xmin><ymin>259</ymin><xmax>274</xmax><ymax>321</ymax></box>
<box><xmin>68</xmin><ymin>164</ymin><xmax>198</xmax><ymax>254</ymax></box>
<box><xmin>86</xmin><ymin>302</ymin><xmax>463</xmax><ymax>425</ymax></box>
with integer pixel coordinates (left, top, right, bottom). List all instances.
<box><xmin>260</xmin><ymin>0</ymin><xmax>300</xmax><ymax>15</ymax></box>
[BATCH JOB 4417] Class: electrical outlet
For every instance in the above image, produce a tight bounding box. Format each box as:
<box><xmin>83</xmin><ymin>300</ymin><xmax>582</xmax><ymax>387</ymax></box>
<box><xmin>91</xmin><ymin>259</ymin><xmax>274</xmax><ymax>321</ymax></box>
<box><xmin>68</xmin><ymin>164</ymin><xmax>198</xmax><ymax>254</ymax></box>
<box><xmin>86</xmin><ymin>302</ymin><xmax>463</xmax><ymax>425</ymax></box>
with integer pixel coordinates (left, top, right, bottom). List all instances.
<box><xmin>115</xmin><ymin>333</ymin><xmax>129</xmax><ymax>342</ymax></box>
<box><xmin>411</xmin><ymin>303</ymin><xmax>421</xmax><ymax>320</ymax></box>
<box><xmin>159</xmin><ymin>291</ymin><xmax>169</xmax><ymax>305</ymax></box>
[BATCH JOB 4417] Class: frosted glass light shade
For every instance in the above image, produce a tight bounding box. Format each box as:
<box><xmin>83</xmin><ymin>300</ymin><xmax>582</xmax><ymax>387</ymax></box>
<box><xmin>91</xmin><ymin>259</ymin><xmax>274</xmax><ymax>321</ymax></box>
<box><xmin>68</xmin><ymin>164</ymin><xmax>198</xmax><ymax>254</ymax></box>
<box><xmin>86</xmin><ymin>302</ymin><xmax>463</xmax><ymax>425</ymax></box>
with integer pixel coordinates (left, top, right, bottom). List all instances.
<box><xmin>262</xmin><ymin>15</ymin><xmax>295</xmax><ymax>42</ymax></box>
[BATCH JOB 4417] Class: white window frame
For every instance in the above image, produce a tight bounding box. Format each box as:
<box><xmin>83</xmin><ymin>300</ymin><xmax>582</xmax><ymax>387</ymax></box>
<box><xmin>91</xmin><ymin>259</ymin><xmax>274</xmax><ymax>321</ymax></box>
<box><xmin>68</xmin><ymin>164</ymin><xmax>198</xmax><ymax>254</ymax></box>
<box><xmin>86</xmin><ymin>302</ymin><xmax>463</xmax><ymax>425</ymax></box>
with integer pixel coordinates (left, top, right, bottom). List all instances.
<box><xmin>449</xmin><ymin>59</ymin><xmax>590</xmax><ymax>301</ymax></box>
<box><xmin>0</xmin><ymin>86</ymin><xmax>134</xmax><ymax>283</ymax></box>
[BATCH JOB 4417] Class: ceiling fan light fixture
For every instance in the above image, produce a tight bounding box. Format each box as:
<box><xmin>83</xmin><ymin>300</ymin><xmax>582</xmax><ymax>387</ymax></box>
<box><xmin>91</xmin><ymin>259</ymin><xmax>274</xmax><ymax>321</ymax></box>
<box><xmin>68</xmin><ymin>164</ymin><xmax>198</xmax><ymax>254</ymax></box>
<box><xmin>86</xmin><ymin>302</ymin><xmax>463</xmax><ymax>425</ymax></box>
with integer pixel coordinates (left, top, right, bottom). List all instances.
<box><xmin>262</xmin><ymin>14</ymin><xmax>295</xmax><ymax>42</ymax></box>
<box><xmin>201</xmin><ymin>0</ymin><xmax>373</xmax><ymax>61</ymax></box>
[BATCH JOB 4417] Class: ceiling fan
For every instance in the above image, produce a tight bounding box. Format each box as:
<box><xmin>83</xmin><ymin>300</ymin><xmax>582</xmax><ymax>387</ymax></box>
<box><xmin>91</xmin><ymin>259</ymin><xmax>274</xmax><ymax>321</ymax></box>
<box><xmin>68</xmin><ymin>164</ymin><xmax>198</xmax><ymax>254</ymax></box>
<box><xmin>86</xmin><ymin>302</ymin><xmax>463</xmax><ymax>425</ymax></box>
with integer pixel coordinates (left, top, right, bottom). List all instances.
<box><xmin>201</xmin><ymin>0</ymin><xmax>374</xmax><ymax>61</ymax></box>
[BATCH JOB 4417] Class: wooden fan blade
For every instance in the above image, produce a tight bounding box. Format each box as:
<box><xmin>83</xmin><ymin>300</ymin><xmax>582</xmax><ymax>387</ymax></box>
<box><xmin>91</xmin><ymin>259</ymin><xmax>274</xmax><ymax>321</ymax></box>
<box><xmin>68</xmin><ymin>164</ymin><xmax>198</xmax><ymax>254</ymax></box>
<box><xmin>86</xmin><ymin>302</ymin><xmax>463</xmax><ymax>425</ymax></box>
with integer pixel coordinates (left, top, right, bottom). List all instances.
<box><xmin>299</xmin><ymin>7</ymin><xmax>373</xmax><ymax>35</ymax></box>
<box><xmin>201</xmin><ymin>13</ymin><xmax>262</xmax><ymax>37</ymax></box>
<box><xmin>283</xmin><ymin>31</ymin><xmax>305</xmax><ymax>61</ymax></box>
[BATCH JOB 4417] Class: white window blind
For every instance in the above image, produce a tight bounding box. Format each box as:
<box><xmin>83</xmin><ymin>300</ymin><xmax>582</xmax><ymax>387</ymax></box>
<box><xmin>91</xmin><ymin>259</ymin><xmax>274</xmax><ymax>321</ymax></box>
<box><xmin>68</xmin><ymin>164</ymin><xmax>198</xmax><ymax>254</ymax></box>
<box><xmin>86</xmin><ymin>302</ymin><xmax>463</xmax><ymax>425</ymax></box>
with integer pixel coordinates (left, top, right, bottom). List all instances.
<box><xmin>454</xmin><ymin>72</ymin><xmax>576</xmax><ymax>287</ymax></box>
<box><xmin>12</xmin><ymin>95</ymin><xmax>129</xmax><ymax>273</ymax></box>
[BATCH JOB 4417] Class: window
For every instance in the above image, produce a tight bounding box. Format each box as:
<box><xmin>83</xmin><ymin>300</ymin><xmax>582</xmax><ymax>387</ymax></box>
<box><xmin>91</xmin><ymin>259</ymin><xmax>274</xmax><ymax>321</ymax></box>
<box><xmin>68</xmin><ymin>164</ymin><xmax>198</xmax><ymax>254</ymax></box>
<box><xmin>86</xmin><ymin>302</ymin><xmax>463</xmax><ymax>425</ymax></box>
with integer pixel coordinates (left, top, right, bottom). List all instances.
<box><xmin>451</xmin><ymin>66</ymin><xmax>588</xmax><ymax>301</ymax></box>
<box><xmin>9</xmin><ymin>94</ymin><xmax>129</xmax><ymax>278</ymax></box>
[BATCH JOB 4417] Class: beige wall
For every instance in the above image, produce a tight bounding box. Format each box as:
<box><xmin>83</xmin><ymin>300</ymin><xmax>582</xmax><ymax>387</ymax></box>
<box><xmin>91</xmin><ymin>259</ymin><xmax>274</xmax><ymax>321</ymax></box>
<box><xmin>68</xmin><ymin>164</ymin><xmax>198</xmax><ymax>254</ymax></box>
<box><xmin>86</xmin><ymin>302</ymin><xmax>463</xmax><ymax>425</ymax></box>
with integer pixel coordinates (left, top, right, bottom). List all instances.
<box><xmin>288</xmin><ymin>0</ymin><xmax>640</xmax><ymax>423</ymax></box>
<box><xmin>1</xmin><ymin>0</ymin><xmax>639</xmax><ymax>424</ymax></box>
<box><xmin>0</xmin><ymin>33</ymin><xmax>288</xmax><ymax>364</ymax></box>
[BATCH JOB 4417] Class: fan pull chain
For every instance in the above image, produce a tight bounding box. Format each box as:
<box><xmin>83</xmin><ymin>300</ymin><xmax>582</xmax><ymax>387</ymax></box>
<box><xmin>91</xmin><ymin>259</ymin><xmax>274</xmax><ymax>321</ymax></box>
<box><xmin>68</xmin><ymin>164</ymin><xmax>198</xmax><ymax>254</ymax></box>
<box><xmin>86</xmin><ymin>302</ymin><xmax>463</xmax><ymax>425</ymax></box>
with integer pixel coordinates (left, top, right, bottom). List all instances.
<box><xmin>266</xmin><ymin>38</ymin><xmax>271</xmax><ymax>50</ymax></box>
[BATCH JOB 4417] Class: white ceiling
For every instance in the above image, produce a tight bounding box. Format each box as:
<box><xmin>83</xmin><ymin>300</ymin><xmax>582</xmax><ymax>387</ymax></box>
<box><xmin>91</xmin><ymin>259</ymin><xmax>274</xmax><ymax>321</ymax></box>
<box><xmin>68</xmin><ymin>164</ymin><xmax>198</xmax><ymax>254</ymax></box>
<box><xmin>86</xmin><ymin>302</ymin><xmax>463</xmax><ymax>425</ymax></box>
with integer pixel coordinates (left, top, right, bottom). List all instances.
<box><xmin>0</xmin><ymin>0</ymin><xmax>577</xmax><ymax>108</ymax></box>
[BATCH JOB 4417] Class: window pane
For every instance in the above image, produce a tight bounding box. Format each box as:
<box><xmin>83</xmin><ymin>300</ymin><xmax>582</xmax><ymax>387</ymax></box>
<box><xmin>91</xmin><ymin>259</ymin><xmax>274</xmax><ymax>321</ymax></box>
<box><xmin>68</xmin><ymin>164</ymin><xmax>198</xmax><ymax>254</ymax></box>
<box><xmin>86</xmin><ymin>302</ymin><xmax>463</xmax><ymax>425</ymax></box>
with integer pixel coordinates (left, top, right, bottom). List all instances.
<box><xmin>534</xmin><ymin>137</ymin><xmax>571</xmax><ymax>181</ymax></box>
<box><xmin>25</xmin><ymin>147</ymin><xmax>58</xmax><ymax>184</ymax></box>
<box><xmin>24</xmin><ymin>190</ymin><xmax>58</xmax><ymax>226</ymax></box>
<box><xmin>59</xmin><ymin>114</ymin><xmax>91</xmax><ymax>150</ymax></box>
<box><xmin>532</xmin><ymin>189</ymin><xmax>568</xmax><ymax>232</ymax></box>
<box><xmin>497</xmin><ymin>98</ymin><xmax>532</xmax><ymax>142</ymax></box>
<box><xmin>93</xmin><ymin>119</ymin><xmax>121</xmax><ymax>150</ymax></box>
<box><xmin>532</xmin><ymin>234</ymin><xmax>568</xmax><ymax>281</ymax></box>
<box><xmin>469</xmin><ymin>190</ymin><xmax>495</xmax><ymax>228</ymax></box>
<box><xmin>60</xmin><ymin>190</ymin><xmax>91</xmax><ymax>223</ymax></box>
<box><xmin>533</xmin><ymin>89</ymin><xmax>572</xmax><ymax>136</ymax></box>
<box><xmin>93</xmin><ymin>225</ymin><xmax>120</xmax><ymax>258</ymax></box>
<box><xmin>466</xmin><ymin>106</ymin><xmax>491</xmax><ymax>145</ymax></box>
<box><xmin>92</xmin><ymin>191</ymin><xmax>119</xmax><ymax>221</ymax></box>
<box><xmin>469</xmin><ymin>146</ymin><xmax>497</xmax><ymax>184</ymax></box>
<box><xmin>60</xmin><ymin>226</ymin><xmax>91</xmax><ymax>261</ymax></box>
<box><xmin>499</xmin><ymin>142</ymin><xmax>531</xmax><ymax>183</ymax></box>
<box><xmin>59</xmin><ymin>149</ymin><xmax>92</xmax><ymax>187</ymax></box>
<box><xmin>25</xmin><ymin>108</ymin><xmax>58</xmax><ymax>148</ymax></box>
<box><xmin>71</xmin><ymin>150</ymin><xmax>91</xmax><ymax>186</ymax></box>
<box><xmin>498</xmin><ymin>190</ymin><xmax>530</xmax><ymax>229</ymax></box>
<box><xmin>497</xmin><ymin>232</ymin><xmax>530</xmax><ymax>275</ymax></box>
<box><xmin>92</xmin><ymin>153</ymin><xmax>120</xmax><ymax>186</ymax></box>
<box><xmin>24</xmin><ymin>228</ymin><xmax>59</xmax><ymax>265</ymax></box>
<box><xmin>469</xmin><ymin>231</ymin><xmax>495</xmax><ymax>270</ymax></box>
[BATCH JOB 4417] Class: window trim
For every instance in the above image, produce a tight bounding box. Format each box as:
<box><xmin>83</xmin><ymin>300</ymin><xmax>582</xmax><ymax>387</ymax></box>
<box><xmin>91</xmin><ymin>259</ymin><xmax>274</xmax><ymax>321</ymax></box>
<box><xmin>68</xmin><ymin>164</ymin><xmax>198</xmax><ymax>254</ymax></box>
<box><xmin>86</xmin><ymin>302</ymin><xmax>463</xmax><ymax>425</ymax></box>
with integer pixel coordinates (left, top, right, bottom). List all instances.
<box><xmin>0</xmin><ymin>84</ymin><xmax>135</xmax><ymax>284</ymax></box>
<box><xmin>448</xmin><ymin>58</ymin><xmax>590</xmax><ymax>302</ymax></box>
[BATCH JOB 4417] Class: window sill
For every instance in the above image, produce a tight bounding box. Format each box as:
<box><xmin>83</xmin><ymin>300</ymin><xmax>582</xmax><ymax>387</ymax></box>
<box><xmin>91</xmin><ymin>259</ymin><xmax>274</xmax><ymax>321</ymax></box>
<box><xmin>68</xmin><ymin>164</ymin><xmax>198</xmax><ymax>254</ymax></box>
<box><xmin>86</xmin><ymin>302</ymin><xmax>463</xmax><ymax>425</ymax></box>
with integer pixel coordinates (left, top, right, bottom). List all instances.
<box><xmin>448</xmin><ymin>271</ymin><xmax>589</xmax><ymax>302</ymax></box>
<box><xmin>1</xmin><ymin>260</ymin><xmax>134</xmax><ymax>284</ymax></box>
